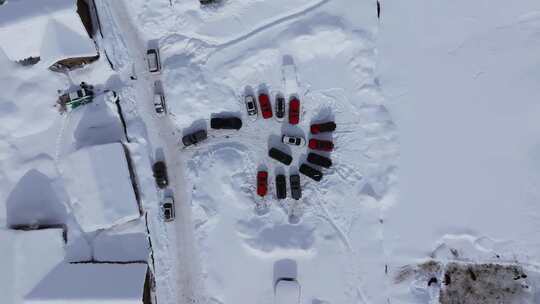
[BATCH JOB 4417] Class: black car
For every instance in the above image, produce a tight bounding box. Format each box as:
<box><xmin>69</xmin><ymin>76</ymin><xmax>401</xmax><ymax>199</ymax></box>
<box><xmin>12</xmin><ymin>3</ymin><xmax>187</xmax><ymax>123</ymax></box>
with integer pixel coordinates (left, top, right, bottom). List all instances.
<box><xmin>268</xmin><ymin>148</ymin><xmax>292</xmax><ymax>165</ymax></box>
<box><xmin>182</xmin><ymin>129</ymin><xmax>207</xmax><ymax>147</ymax></box>
<box><xmin>153</xmin><ymin>161</ymin><xmax>168</xmax><ymax>188</ymax></box>
<box><xmin>275</xmin><ymin>174</ymin><xmax>287</xmax><ymax>199</ymax></box>
<box><xmin>299</xmin><ymin>164</ymin><xmax>323</xmax><ymax>182</ymax></box>
<box><xmin>307</xmin><ymin>153</ymin><xmax>332</xmax><ymax>168</ymax></box>
<box><xmin>290</xmin><ymin>174</ymin><xmax>301</xmax><ymax>200</ymax></box>
<box><xmin>275</xmin><ymin>94</ymin><xmax>285</xmax><ymax>120</ymax></box>
<box><xmin>210</xmin><ymin>117</ymin><xmax>242</xmax><ymax>130</ymax></box>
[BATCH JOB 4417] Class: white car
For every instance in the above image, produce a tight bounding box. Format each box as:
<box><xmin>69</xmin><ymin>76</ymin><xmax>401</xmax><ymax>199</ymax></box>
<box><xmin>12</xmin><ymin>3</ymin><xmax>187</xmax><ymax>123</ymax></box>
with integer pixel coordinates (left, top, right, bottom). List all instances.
<box><xmin>245</xmin><ymin>95</ymin><xmax>258</xmax><ymax>120</ymax></box>
<box><xmin>154</xmin><ymin>94</ymin><xmax>166</xmax><ymax>115</ymax></box>
<box><xmin>275</xmin><ymin>278</ymin><xmax>300</xmax><ymax>304</ymax></box>
<box><xmin>282</xmin><ymin>135</ymin><xmax>305</xmax><ymax>147</ymax></box>
<box><xmin>161</xmin><ymin>197</ymin><xmax>175</xmax><ymax>222</ymax></box>
<box><xmin>146</xmin><ymin>49</ymin><xmax>161</xmax><ymax>73</ymax></box>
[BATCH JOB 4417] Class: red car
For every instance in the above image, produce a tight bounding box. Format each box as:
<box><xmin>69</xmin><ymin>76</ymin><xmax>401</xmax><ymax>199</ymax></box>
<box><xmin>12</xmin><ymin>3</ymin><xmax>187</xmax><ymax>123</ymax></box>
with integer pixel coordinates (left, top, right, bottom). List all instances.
<box><xmin>257</xmin><ymin>171</ymin><xmax>268</xmax><ymax>197</ymax></box>
<box><xmin>288</xmin><ymin>97</ymin><xmax>300</xmax><ymax>125</ymax></box>
<box><xmin>258</xmin><ymin>93</ymin><xmax>273</xmax><ymax>119</ymax></box>
<box><xmin>310</xmin><ymin>121</ymin><xmax>336</xmax><ymax>134</ymax></box>
<box><xmin>308</xmin><ymin>139</ymin><xmax>334</xmax><ymax>151</ymax></box>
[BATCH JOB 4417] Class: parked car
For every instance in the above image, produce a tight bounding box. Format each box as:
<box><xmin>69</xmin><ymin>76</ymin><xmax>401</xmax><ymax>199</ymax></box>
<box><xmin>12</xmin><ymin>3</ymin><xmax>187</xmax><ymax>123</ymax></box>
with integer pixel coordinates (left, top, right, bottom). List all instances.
<box><xmin>154</xmin><ymin>94</ymin><xmax>166</xmax><ymax>115</ymax></box>
<box><xmin>299</xmin><ymin>164</ymin><xmax>323</xmax><ymax>182</ymax></box>
<box><xmin>182</xmin><ymin>129</ymin><xmax>207</xmax><ymax>147</ymax></box>
<box><xmin>310</xmin><ymin>121</ymin><xmax>336</xmax><ymax>134</ymax></box>
<box><xmin>146</xmin><ymin>49</ymin><xmax>161</xmax><ymax>73</ymax></box>
<box><xmin>210</xmin><ymin>117</ymin><xmax>242</xmax><ymax>130</ymax></box>
<box><xmin>275</xmin><ymin>94</ymin><xmax>286</xmax><ymax>121</ymax></box>
<box><xmin>268</xmin><ymin>148</ymin><xmax>293</xmax><ymax>166</ymax></box>
<box><xmin>275</xmin><ymin>174</ymin><xmax>287</xmax><ymax>199</ymax></box>
<box><xmin>59</xmin><ymin>82</ymin><xmax>94</xmax><ymax>110</ymax></box>
<box><xmin>275</xmin><ymin>278</ymin><xmax>301</xmax><ymax>304</ymax></box>
<box><xmin>288</xmin><ymin>96</ymin><xmax>300</xmax><ymax>125</ymax></box>
<box><xmin>308</xmin><ymin>139</ymin><xmax>334</xmax><ymax>151</ymax></box>
<box><xmin>200</xmin><ymin>0</ymin><xmax>216</xmax><ymax>4</ymax></box>
<box><xmin>245</xmin><ymin>95</ymin><xmax>258</xmax><ymax>119</ymax></box>
<box><xmin>258</xmin><ymin>93</ymin><xmax>273</xmax><ymax>119</ymax></box>
<box><xmin>152</xmin><ymin>161</ymin><xmax>168</xmax><ymax>189</ymax></box>
<box><xmin>282</xmin><ymin>135</ymin><xmax>305</xmax><ymax>147</ymax></box>
<box><xmin>307</xmin><ymin>153</ymin><xmax>332</xmax><ymax>168</ymax></box>
<box><xmin>257</xmin><ymin>171</ymin><xmax>268</xmax><ymax>197</ymax></box>
<box><xmin>289</xmin><ymin>174</ymin><xmax>301</xmax><ymax>200</ymax></box>
<box><xmin>162</xmin><ymin>197</ymin><xmax>175</xmax><ymax>222</ymax></box>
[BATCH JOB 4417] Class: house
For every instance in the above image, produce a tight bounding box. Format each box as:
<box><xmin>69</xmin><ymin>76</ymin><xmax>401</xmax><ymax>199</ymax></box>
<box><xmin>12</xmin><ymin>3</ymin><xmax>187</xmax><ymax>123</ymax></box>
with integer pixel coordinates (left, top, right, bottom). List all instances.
<box><xmin>0</xmin><ymin>228</ymin><xmax>151</xmax><ymax>304</ymax></box>
<box><xmin>59</xmin><ymin>143</ymin><xmax>141</xmax><ymax>233</ymax></box>
<box><xmin>0</xmin><ymin>0</ymin><xmax>98</xmax><ymax>69</ymax></box>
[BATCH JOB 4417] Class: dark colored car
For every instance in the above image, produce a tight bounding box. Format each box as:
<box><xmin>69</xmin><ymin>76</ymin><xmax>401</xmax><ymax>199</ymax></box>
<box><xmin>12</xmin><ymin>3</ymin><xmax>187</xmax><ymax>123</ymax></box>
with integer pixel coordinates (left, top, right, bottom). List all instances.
<box><xmin>258</xmin><ymin>93</ymin><xmax>273</xmax><ymax>119</ymax></box>
<box><xmin>152</xmin><ymin>161</ymin><xmax>168</xmax><ymax>189</ymax></box>
<box><xmin>182</xmin><ymin>129</ymin><xmax>207</xmax><ymax>147</ymax></box>
<box><xmin>275</xmin><ymin>174</ymin><xmax>287</xmax><ymax>199</ymax></box>
<box><xmin>288</xmin><ymin>97</ymin><xmax>300</xmax><ymax>125</ymax></box>
<box><xmin>310</xmin><ymin>121</ymin><xmax>336</xmax><ymax>134</ymax></box>
<box><xmin>268</xmin><ymin>148</ymin><xmax>293</xmax><ymax>166</ymax></box>
<box><xmin>210</xmin><ymin>117</ymin><xmax>242</xmax><ymax>130</ymax></box>
<box><xmin>307</xmin><ymin>153</ymin><xmax>332</xmax><ymax>168</ymax></box>
<box><xmin>308</xmin><ymin>139</ymin><xmax>334</xmax><ymax>151</ymax></box>
<box><xmin>290</xmin><ymin>174</ymin><xmax>301</xmax><ymax>200</ymax></box>
<box><xmin>275</xmin><ymin>94</ymin><xmax>285</xmax><ymax>121</ymax></box>
<box><xmin>299</xmin><ymin>164</ymin><xmax>323</xmax><ymax>182</ymax></box>
<box><xmin>257</xmin><ymin>171</ymin><xmax>268</xmax><ymax>197</ymax></box>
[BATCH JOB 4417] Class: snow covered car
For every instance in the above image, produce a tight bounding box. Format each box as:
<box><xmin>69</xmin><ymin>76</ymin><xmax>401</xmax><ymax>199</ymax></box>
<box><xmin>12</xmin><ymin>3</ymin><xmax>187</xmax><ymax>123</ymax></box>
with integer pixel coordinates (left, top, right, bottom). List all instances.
<box><xmin>275</xmin><ymin>278</ymin><xmax>301</xmax><ymax>304</ymax></box>
<box><xmin>182</xmin><ymin>129</ymin><xmax>207</xmax><ymax>147</ymax></box>
<box><xmin>154</xmin><ymin>94</ymin><xmax>166</xmax><ymax>115</ymax></box>
<box><xmin>59</xmin><ymin>82</ymin><xmax>95</xmax><ymax>110</ymax></box>
<box><xmin>258</xmin><ymin>93</ymin><xmax>273</xmax><ymax>119</ymax></box>
<box><xmin>275</xmin><ymin>174</ymin><xmax>287</xmax><ymax>199</ymax></box>
<box><xmin>307</xmin><ymin>153</ymin><xmax>332</xmax><ymax>168</ymax></box>
<box><xmin>275</xmin><ymin>94</ymin><xmax>286</xmax><ymax>121</ymax></box>
<box><xmin>146</xmin><ymin>49</ymin><xmax>161</xmax><ymax>73</ymax></box>
<box><xmin>299</xmin><ymin>164</ymin><xmax>323</xmax><ymax>182</ymax></box>
<box><xmin>152</xmin><ymin>161</ymin><xmax>168</xmax><ymax>189</ymax></box>
<box><xmin>289</xmin><ymin>174</ymin><xmax>301</xmax><ymax>200</ymax></box>
<box><xmin>162</xmin><ymin>197</ymin><xmax>175</xmax><ymax>222</ymax></box>
<box><xmin>308</xmin><ymin>139</ymin><xmax>334</xmax><ymax>151</ymax></box>
<box><xmin>268</xmin><ymin>148</ymin><xmax>293</xmax><ymax>166</ymax></box>
<box><xmin>288</xmin><ymin>96</ymin><xmax>300</xmax><ymax>125</ymax></box>
<box><xmin>282</xmin><ymin>135</ymin><xmax>305</xmax><ymax>147</ymax></box>
<box><xmin>245</xmin><ymin>95</ymin><xmax>258</xmax><ymax>119</ymax></box>
<box><xmin>210</xmin><ymin>117</ymin><xmax>242</xmax><ymax>130</ymax></box>
<box><xmin>310</xmin><ymin>121</ymin><xmax>336</xmax><ymax>134</ymax></box>
<box><xmin>257</xmin><ymin>171</ymin><xmax>268</xmax><ymax>197</ymax></box>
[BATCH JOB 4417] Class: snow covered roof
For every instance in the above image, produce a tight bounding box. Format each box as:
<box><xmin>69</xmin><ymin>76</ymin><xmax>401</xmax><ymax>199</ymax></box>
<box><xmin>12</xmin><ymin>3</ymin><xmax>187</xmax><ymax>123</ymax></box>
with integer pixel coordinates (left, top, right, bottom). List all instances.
<box><xmin>60</xmin><ymin>143</ymin><xmax>140</xmax><ymax>233</ymax></box>
<box><xmin>0</xmin><ymin>0</ymin><xmax>97</xmax><ymax>66</ymax></box>
<box><xmin>0</xmin><ymin>229</ymin><xmax>65</xmax><ymax>304</ymax></box>
<box><xmin>25</xmin><ymin>263</ymin><xmax>148</xmax><ymax>304</ymax></box>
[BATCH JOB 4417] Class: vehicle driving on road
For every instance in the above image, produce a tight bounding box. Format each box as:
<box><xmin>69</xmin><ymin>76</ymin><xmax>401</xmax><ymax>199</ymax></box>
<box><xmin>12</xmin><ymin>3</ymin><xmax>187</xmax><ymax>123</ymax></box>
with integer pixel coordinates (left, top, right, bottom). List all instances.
<box><xmin>258</xmin><ymin>93</ymin><xmax>273</xmax><ymax>119</ymax></box>
<box><xmin>257</xmin><ymin>171</ymin><xmax>268</xmax><ymax>197</ymax></box>
<box><xmin>289</xmin><ymin>174</ymin><xmax>301</xmax><ymax>200</ymax></box>
<box><xmin>245</xmin><ymin>95</ymin><xmax>258</xmax><ymax>119</ymax></box>
<box><xmin>308</xmin><ymin>139</ymin><xmax>334</xmax><ymax>151</ymax></box>
<box><xmin>307</xmin><ymin>152</ymin><xmax>332</xmax><ymax>168</ymax></box>
<box><xmin>282</xmin><ymin>135</ymin><xmax>305</xmax><ymax>147</ymax></box>
<box><xmin>288</xmin><ymin>96</ymin><xmax>300</xmax><ymax>125</ymax></box>
<box><xmin>152</xmin><ymin>161</ymin><xmax>168</xmax><ymax>189</ymax></box>
<box><xmin>154</xmin><ymin>94</ymin><xmax>166</xmax><ymax>115</ymax></box>
<box><xmin>275</xmin><ymin>174</ymin><xmax>287</xmax><ymax>199</ymax></box>
<box><xmin>161</xmin><ymin>197</ymin><xmax>175</xmax><ymax>222</ymax></box>
<box><xmin>275</xmin><ymin>94</ymin><xmax>286</xmax><ymax>121</ymax></box>
<box><xmin>146</xmin><ymin>49</ymin><xmax>161</xmax><ymax>73</ymax></box>
<box><xmin>310</xmin><ymin>121</ymin><xmax>336</xmax><ymax>134</ymax></box>
<box><xmin>182</xmin><ymin>129</ymin><xmax>208</xmax><ymax>147</ymax></box>
<box><xmin>299</xmin><ymin>163</ymin><xmax>323</xmax><ymax>182</ymax></box>
<box><xmin>268</xmin><ymin>148</ymin><xmax>293</xmax><ymax>165</ymax></box>
<box><xmin>210</xmin><ymin>117</ymin><xmax>242</xmax><ymax>130</ymax></box>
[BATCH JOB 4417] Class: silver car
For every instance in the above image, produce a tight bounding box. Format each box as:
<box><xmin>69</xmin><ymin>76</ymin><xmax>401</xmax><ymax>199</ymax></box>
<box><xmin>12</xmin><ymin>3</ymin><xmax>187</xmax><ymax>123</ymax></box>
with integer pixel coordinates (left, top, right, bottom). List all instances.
<box><xmin>245</xmin><ymin>95</ymin><xmax>258</xmax><ymax>119</ymax></box>
<box><xmin>146</xmin><ymin>49</ymin><xmax>161</xmax><ymax>73</ymax></box>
